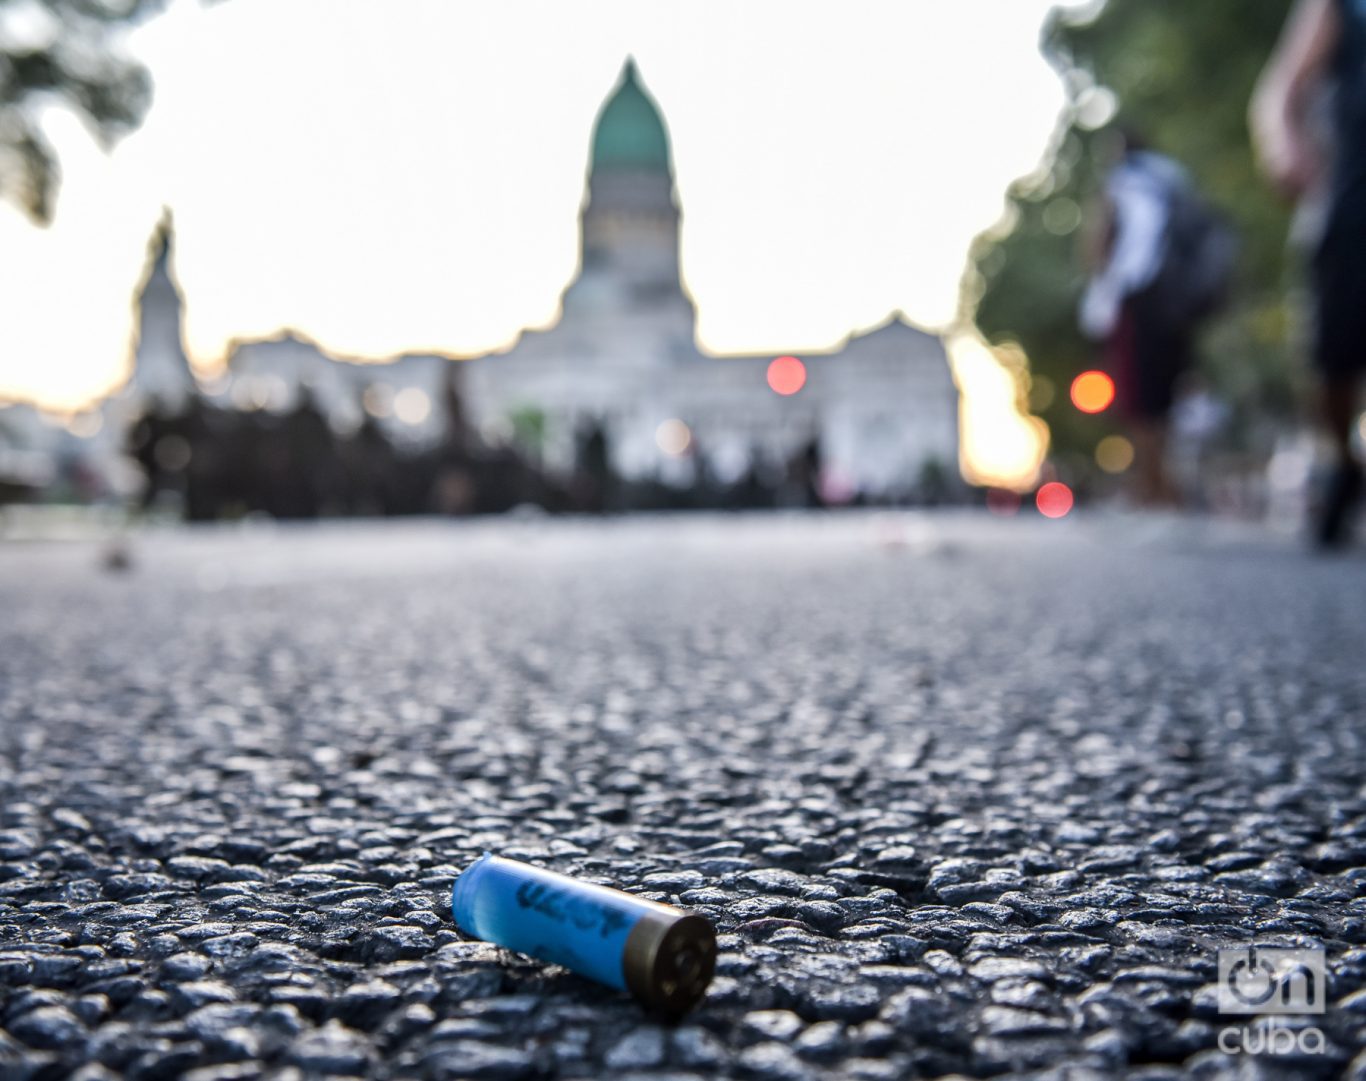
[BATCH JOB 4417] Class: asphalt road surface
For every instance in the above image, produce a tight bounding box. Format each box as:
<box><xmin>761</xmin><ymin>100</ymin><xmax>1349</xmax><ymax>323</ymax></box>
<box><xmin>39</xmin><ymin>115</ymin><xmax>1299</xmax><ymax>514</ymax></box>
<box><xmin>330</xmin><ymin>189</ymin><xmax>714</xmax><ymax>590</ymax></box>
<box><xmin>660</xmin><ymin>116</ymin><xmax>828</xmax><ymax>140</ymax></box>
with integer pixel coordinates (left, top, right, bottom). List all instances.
<box><xmin>2</xmin><ymin>512</ymin><xmax>1365</xmax><ymax>1080</ymax></box>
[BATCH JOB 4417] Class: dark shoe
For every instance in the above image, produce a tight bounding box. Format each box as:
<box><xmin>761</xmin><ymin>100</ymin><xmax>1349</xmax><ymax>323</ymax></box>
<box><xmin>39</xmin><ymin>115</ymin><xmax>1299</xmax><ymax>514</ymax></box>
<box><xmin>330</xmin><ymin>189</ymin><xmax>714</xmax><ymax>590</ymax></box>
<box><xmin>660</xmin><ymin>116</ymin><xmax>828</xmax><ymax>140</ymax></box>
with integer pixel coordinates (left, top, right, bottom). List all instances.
<box><xmin>1315</xmin><ymin>461</ymin><xmax>1362</xmax><ymax>549</ymax></box>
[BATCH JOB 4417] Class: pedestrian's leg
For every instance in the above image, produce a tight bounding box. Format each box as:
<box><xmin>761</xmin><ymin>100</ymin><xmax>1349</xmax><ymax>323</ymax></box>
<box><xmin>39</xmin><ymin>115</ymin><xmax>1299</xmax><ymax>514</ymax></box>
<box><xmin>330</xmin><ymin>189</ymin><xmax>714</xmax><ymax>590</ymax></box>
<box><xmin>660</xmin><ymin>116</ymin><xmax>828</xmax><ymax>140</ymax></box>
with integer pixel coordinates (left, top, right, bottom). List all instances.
<box><xmin>1154</xmin><ymin>422</ymin><xmax>1182</xmax><ymax>508</ymax></box>
<box><xmin>1131</xmin><ymin>420</ymin><xmax>1180</xmax><ymax>508</ymax></box>
<box><xmin>1322</xmin><ymin>374</ymin><xmax>1361</xmax><ymax>467</ymax></box>
<box><xmin>1315</xmin><ymin>373</ymin><xmax>1362</xmax><ymax>546</ymax></box>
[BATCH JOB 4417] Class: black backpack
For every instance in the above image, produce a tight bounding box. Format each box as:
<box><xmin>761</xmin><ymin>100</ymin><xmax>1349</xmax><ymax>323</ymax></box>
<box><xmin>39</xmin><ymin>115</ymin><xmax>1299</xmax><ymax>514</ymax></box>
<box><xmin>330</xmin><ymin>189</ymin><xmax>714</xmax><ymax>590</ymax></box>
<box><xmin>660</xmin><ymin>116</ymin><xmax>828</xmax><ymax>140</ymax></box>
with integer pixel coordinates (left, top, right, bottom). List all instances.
<box><xmin>1147</xmin><ymin>176</ymin><xmax>1238</xmax><ymax>330</ymax></box>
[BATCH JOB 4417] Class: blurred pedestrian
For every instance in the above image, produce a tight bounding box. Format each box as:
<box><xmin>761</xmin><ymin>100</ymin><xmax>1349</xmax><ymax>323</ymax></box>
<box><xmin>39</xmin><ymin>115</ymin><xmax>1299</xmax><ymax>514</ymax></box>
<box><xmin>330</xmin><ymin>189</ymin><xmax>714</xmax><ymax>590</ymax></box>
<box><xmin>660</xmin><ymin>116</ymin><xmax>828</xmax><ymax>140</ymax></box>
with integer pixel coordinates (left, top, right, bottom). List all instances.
<box><xmin>1253</xmin><ymin>0</ymin><xmax>1365</xmax><ymax>547</ymax></box>
<box><xmin>1081</xmin><ymin>129</ymin><xmax>1234</xmax><ymax>508</ymax></box>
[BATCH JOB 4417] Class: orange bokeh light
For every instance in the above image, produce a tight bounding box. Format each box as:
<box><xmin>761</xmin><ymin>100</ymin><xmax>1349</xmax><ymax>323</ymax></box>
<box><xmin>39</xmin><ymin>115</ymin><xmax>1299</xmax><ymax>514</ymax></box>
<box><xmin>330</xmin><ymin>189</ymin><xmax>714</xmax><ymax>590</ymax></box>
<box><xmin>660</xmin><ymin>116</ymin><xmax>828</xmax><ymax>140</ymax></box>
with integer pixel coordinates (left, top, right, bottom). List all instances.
<box><xmin>1070</xmin><ymin>370</ymin><xmax>1115</xmax><ymax>414</ymax></box>
<box><xmin>1036</xmin><ymin>481</ymin><xmax>1074</xmax><ymax>519</ymax></box>
<box><xmin>767</xmin><ymin>355</ymin><xmax>807</xmax><ymax>396</ymax></box>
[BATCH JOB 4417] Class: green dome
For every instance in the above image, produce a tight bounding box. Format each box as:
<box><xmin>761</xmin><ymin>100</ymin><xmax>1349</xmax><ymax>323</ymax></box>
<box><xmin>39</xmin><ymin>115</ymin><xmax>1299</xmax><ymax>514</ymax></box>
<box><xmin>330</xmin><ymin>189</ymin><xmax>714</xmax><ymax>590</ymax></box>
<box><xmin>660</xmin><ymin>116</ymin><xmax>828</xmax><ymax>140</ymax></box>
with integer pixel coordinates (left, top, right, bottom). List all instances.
<box><xmin>590</xmin><ymin>59</ymin><xmax>671</xmax><ymax>172</ymax></box>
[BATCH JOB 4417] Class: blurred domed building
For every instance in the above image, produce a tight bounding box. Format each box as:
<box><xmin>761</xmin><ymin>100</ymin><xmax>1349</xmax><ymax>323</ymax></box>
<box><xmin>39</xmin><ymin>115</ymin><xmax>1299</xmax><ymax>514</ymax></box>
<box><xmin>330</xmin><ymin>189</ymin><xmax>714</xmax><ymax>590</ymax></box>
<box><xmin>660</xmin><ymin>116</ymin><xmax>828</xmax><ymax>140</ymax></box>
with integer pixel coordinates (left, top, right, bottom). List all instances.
<box><xmin>118</xmin><ymin>59</ymin><xmax>960</xmax><ymax>506</ymax></box>
<box><xmin>459</xmin><ymin>59</ymin><xmax>961</xmax><ymax>498</ymax></box>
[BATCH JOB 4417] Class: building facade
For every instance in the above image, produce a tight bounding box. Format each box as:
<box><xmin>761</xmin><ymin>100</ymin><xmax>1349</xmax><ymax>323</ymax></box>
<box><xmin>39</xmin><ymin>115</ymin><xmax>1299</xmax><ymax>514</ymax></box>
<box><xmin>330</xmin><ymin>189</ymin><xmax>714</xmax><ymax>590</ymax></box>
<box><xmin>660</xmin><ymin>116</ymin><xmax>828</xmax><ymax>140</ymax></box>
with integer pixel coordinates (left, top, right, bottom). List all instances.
<box><xmin>458</xmin><ymin>60</ymin><xmax>961</xmax><ymax>499</ymax></box>
<box><xmin>125</xmin><ymin>60</ymin><xmax>961</xmax><ymax>505</ymax></box>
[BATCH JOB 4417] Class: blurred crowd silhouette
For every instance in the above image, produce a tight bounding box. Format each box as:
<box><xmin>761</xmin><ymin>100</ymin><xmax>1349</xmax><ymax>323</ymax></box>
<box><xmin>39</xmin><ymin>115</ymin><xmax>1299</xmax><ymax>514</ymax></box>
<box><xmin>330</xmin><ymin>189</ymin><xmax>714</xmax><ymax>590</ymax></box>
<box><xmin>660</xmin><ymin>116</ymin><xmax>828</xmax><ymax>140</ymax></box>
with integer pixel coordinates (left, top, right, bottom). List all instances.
<box><xmin>123</xmin><ymin>378</ymin><xmax>912</xmax><ymax>521</ymax></box>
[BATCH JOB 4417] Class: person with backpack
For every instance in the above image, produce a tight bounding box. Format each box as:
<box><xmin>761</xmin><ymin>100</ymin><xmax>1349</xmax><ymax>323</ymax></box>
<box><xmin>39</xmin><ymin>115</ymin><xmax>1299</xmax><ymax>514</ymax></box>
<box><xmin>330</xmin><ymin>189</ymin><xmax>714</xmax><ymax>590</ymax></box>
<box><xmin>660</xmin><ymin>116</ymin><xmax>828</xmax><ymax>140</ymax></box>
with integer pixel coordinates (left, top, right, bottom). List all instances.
<box><xmin>1081</xmin><ymin>127</ymin><xmax>1235</xmax><ymax>508</ymax></box>
<box><xmin>1253</xmin><ymin>0</ymin><xmax>1366</xmax><ymax>548</ymax></box>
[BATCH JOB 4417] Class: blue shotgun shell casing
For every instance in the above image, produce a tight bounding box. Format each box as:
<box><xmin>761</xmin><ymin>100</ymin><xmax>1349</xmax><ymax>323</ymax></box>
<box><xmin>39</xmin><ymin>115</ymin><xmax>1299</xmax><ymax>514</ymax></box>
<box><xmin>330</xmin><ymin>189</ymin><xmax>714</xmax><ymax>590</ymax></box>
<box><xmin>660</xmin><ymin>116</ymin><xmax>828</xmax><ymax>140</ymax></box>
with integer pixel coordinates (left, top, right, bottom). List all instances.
<box><xmin>451</xmin><ymin>854</ymin><xmax>717</xmax><ymax>1015</ymax></box>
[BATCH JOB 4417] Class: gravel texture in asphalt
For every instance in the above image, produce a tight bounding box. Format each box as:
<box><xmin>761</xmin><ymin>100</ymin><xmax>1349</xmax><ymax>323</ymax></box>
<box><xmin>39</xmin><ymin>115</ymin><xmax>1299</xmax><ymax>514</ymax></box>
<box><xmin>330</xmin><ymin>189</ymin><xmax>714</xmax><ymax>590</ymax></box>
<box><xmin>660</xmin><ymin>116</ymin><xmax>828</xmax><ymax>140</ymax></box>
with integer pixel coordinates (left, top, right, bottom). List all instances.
<box><xmin>2</xmin><ymin>513</ymin><xmax>1365</xmax><ymax>1080</ymax></box>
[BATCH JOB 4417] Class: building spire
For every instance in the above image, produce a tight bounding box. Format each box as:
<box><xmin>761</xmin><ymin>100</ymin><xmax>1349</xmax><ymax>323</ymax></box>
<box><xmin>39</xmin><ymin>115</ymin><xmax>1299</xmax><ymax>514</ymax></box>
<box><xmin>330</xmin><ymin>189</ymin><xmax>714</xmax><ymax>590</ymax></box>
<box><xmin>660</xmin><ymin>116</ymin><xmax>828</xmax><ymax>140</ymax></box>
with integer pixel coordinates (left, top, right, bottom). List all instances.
<box><xmin>130</xmin><ymin>208</ymin><xmax>195</xmax><ymax>406</ymax></box>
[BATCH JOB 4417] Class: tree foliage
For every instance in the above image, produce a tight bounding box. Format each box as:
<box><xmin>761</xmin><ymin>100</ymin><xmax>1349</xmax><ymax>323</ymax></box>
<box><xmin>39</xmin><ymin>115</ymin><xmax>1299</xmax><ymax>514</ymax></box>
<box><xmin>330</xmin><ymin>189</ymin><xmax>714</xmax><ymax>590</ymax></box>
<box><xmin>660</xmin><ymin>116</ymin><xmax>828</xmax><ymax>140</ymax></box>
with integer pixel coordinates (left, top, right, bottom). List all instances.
<box><xmin>0</xmin><ymin>0</ymin><xmax>163</xmax><ymax>223</ymax></box>
<box><xmin>968</xmin><ymin>0</ymin><xmax>1299</xmax><ymax>481</ymax></box>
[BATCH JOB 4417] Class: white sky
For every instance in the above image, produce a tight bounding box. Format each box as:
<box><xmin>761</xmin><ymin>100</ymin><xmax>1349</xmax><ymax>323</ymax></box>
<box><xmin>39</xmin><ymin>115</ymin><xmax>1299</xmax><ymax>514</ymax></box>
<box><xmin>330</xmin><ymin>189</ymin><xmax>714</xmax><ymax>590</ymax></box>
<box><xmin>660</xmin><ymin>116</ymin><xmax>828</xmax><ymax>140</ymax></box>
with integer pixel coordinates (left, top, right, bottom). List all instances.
<box><xmin>0</xmin><ymin>0</ymin><xmax>1090</xmax><ymax>484</ymax></box>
